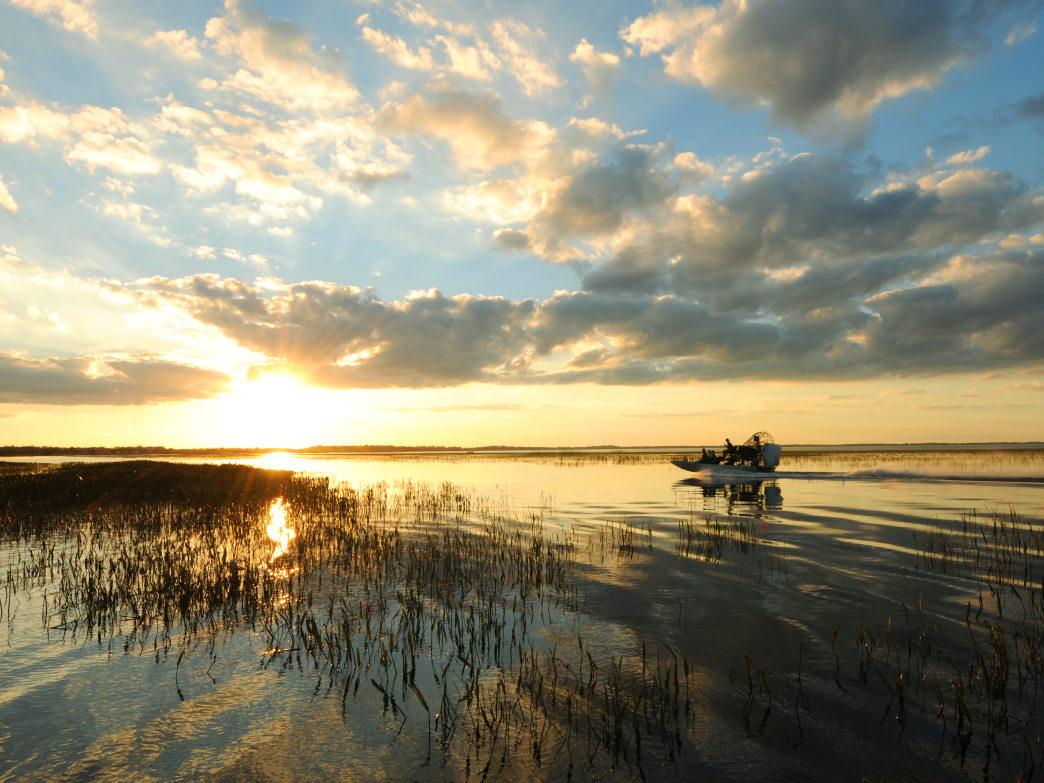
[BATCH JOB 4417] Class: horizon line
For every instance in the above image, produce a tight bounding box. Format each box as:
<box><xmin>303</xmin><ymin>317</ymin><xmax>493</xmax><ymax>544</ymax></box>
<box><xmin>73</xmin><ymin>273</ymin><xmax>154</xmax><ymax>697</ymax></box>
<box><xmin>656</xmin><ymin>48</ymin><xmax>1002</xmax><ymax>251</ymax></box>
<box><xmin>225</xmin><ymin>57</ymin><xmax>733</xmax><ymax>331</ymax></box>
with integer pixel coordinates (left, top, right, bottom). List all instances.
<box><xmin>2</xmin><ymin>441</ymin><xmax>1044</xmax><ymax>455</ymax></box>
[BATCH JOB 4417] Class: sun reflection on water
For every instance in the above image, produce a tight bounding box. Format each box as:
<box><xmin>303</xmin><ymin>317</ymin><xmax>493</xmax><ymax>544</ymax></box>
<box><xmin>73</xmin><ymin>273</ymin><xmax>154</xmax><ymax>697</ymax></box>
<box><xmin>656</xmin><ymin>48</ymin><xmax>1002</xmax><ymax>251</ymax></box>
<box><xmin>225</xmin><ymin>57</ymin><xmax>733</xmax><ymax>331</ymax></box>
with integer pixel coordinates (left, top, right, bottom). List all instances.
<box><xmin>265</xmin><ymin>498</ymin><xmax>296</xmax><ymax>562</ymax></box>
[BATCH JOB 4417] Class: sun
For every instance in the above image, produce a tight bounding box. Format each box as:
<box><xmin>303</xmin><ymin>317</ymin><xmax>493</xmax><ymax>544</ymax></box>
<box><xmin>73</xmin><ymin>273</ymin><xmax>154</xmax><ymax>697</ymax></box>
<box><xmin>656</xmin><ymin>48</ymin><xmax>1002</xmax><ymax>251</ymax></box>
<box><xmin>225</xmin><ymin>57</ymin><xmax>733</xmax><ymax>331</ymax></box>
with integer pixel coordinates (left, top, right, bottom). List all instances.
<box><xmin>218</xmin><ymin>372</ymin><xmax>330</xmax><ymax>448</ymax></box>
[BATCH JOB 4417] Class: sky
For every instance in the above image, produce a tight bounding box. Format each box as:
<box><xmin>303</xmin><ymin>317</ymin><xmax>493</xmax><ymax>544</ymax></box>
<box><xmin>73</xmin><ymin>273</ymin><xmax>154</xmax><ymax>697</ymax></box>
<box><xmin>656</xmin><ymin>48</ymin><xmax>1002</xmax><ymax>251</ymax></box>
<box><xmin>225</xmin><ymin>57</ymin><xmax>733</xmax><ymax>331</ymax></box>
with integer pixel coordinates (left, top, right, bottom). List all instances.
<box><xmin>0</xmin><ymin>0</ymin><xmax>1043</xmax><ymax>447</ymax></box>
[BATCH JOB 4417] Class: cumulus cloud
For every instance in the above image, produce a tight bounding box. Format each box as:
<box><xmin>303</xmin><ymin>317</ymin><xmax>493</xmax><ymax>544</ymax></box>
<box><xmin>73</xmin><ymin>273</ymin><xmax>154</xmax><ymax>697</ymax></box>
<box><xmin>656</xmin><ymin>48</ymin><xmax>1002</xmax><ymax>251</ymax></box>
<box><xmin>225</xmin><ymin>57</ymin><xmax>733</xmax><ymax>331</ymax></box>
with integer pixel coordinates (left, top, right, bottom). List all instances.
<box><xmin>360</xmin><ymin>26</ymin><xmax>435</xmax><ymax>70</ymax></box>
<box><xmin>393</xmin><ymin>1</ymin><xmax>474</xmax><ymax>37</ymax></box>
<box><xmin>358</xmin><ymin>9</ymin><xmax>559</xmax><ymax>88</ymax></box>
<box><xmin>128</xmin><ymin>275</ymin><xmax>537</xmax><ymax>387</ymax></box>
<box><xmin>9</xmin><ymin>0</ymin><xmax>97</xmax><ymax>38</ymax></box>
<box><xmin>524</xmin><ymin>146</ymin><xmax>675</xmax><ymax>257</ymax></box>
<box><xmin>621</xmin><ymin>0</ymin><xmax>1001</xmax><ymax>132</ymax></box>
<box><xmin>0</xmin><ymin>83</ymin><xmax>404</xmax><ymax>227</ymax></box>
<box><xmin>379</xmin><ymin>85</ymin><xmax>555</xmax><ymax>172</ymax></box>
<box><xmin>144</xmin><ymin>29</ymin><xmax>203</xmax><ymax>61</ymax></box>
<box><xmin>0</xmin><ymin>101</ymin><xmax>162</xmax><ymax>176</ymax></box>
<box><xmin>492</xmin><ymin>227</ymin><xmax>531</xmax><ymax>250</ymax></box>
<box><xmin>106</xmin><ymin>238</ymin><xmax>1044</xmax><ymax>390</ymax></box>
<box><xmin>672</xmin><ymin>151</ymin><xmax>714</xmax><ymax>180</ymax></box>
<box><xmin>442</xmin><ymin>177</ymin><xmax>547</xmax><ymax>225</ymax></box>
<box><xmin>0</xmin><ymin>352</ymin><xmax>230</xmax><ymax>404</ymax></box>
<box><xmin>579</xmin><ymin>154</ymin><xmax>1044</xmax><ymax>296</ymax></box>
<box><xmin>0</xmin><ymin>102</ymin><xmax>71</xmax><ymax>144</ymax></box>
<box><xmin>568</xmin><ymin>117</ymin><xmax>644</xmax><ymax>140</ymax></box>
<box><xmin>946</xmin><ymin>145</ymin><xmax>990</xmax><ymax>165</ymax></box>
<box><xmin>570</xmin><ymin>38</ymin><xmax>621</xmax><ymax>93</ymax></box>
<box><xmin>64</xmin><ymin>107</ymin><xmax>162</xmax><ymax>175</ymax></box>
<box><xmin>5</xmin><ymin>228</ymin><xmax>1043</xmax><ymax>395</ymax></box>
<box><xmin>0</xmin><ymin>175</ymin><xmax>17</xmax><ymax>214</ymax></box>
<box><xmin>491</xmin><ymin>20</ymin><xmax>560</xmax><ymax>95</ymax></box>
<box><xmin>434</xmin><ymin>35</ymin><xmax>500</xmax><ymax>81</ymax></box>
<box><xmin>204</xmin><ymin>0</ymin><xmax>359</xmax><ymax>112</ymax></box>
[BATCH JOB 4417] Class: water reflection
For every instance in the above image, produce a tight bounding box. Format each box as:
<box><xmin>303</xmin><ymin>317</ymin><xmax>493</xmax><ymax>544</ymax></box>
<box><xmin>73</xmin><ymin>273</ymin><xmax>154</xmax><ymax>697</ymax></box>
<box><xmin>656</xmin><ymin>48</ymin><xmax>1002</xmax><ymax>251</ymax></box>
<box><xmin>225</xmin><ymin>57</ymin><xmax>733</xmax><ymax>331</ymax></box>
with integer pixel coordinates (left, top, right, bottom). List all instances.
<box><xmin>265</xmin><ymin>498</ymin><xmax>296</xmax><ymax>562</ymax></box>
<box><xmin>675</xmin><ymin>478</ymin><xmax>783</xmax><ymax>515</ymax></box>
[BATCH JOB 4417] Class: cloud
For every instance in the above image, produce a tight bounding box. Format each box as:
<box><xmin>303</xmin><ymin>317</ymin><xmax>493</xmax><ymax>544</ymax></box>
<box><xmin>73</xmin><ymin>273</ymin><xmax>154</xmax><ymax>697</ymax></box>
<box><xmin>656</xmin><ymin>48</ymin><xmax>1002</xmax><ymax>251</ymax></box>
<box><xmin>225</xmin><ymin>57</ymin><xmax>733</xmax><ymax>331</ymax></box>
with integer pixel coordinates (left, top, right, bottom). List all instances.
<box><xmin>862</xmin><ymin>251</ymin><xmax>1044</xmax><ymax>370</ymax></box>
<box><xmin>360</xmin><ymin>26</ymin><xmax>435</xmax><ymax>70</ymax></box>
<box><xmin>1</xmin><ymin>250</ymin><xmax>260</xmax><ymax>380</ymax></box>
<box><xmin>7</xmin><ymin>223</ymin><xmax>1042</xmax><ymax>398</ymax></box>
<box><xmin>568</xmin><ymin>117</ymin><xmax>644</xmax><ymax>140</ymax></box>
<box><xmin>672</xmin><ymin>151</ymin><xmax>714</xmax><ymax>180</ymax></box>
<box><xmin>433</xmin><ymin>35</ymin><xmax>500</xmax><ymax>81</ymax></box>
<box><xmin>621</xmin><ymin>0</ymin><xmax>1001</xmax><ymax>132</ymax></box>
<box><xmin>393</xmin><ymin>1</ymin><xmax>474</xmax><ymax>37</ymax></box>
<box><xmin>131</xmin><ymin>276</ymin><xmax>536</xmax><ymax>387</ymax></box>
<box><xmin>116</xmin><ymin>240</ymin><xmax>1044</xmax><ymax>390</ymax></box>
<box><xmin>524</xmin><ymin>146</ymin><xmax>675</xmax><ymax>257</ymax></box>
<box><xmin>9</xmin><ymin>0</ymin><xmax>97</xmax><ymax>38</ymax></box>
<box><xmin>379</xmin><ymin>85</ymin><xmax>555</xmax><ymax>172</ymax></box>
<box><xmin>0</xmin><ymin>175</ymin><xmax>17</xmax><ymax>214</ymax></box>
<box><xmin>491</xmin><ymin>20</ymin><xmax>560</xmax><ymax>95</ymax></box>
<box><xmin>144</xmin><ymin>29</ymin><xmax>203</xmax><ymax>61</ymax></box>
<box><xmin>0</xmin><ymin>101</ymin><xmax>162</xmax><ymax>176</ymax></box>
<box><xmin>64</xmin><ymin>107</ymin><xmax>162</xmax><ymax>175</ymax></box>
<box><xmin>0</xmin><ymin>86</ymin><xmax>403</xmax><ymax>227</ymax></box>
<box><xmin>570</xmin><ymin>38</ymin><xmax>621</xmax><ymax>92</ymax></box>
<box><xmin>580</xmin><ymin>154</ymin><xmax>1044</xmax><ymax>296</ymax></box>
<box><xmin>0</xmin><ymin>352</ymin><xmax>230</xmax><ymax>404</ymax></box>
<box><xmin>946</xmin><ymin>145</ymin><xmax>990</xmax><ymax>165</ymax></box>
<box><xmin>443</xmin><ymin>177</ymin><xmax>546</xmax><ymax>225</ymax></box>
<box><xmin>93</xmin><ymin>197</ymin><xmax>171</xmax><ymax>246</ymax></box>
<box><xmin>1016</xmin><ymin>90</ymin><xmax>1044</xmax><ymax>119</ymax></box>
<box><xmin>492</xmin><ymin>227</ymin><xmax>530</xmax><ymax>250</ymax></box>
<box><xmin>204</xmin><ymin>0</ymin><xmax>359</xmax><ymax>112</ymax></box>
<box><xmin>1006</xmin><ymin>19</ymin><xmax>1037</xmax><ymax>46</ymax></box>
<box><xmin>0</xmin><ymin>102</ymin><xmax>71</xmax><ymax>144</ymax></box>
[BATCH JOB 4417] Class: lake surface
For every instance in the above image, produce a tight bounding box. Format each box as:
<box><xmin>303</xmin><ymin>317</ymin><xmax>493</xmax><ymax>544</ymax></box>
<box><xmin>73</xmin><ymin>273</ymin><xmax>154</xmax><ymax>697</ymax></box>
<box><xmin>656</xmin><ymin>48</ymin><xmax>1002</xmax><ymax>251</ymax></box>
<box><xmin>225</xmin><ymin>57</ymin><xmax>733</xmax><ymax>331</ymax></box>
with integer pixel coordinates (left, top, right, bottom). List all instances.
<box><xmin>2</xmin><ymin>449</ymin><xmax>1043</xmax><ymax>781</ymax></box>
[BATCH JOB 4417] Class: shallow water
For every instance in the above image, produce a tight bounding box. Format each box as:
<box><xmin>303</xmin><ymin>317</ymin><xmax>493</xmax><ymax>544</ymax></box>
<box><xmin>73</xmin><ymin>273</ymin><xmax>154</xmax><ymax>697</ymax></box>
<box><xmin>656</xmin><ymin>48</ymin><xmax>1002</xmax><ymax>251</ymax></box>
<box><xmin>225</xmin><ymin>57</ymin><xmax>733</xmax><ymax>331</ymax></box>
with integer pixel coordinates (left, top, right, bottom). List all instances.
<box><xmin>1</xmin><ymin>449</ymin><xmax>1043</xmax><ymax>781</ymax></box>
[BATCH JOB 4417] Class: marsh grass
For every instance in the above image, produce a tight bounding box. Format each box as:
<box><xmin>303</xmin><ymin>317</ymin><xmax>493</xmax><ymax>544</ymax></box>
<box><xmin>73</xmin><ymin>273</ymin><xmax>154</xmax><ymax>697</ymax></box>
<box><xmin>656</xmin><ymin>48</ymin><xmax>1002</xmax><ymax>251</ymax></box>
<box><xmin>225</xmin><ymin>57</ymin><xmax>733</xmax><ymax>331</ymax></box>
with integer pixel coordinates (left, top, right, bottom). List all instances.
<box><xmin>1</xmin><ymin>461</ymin><xmax>1042</xmax><ymax>780</ymax></box>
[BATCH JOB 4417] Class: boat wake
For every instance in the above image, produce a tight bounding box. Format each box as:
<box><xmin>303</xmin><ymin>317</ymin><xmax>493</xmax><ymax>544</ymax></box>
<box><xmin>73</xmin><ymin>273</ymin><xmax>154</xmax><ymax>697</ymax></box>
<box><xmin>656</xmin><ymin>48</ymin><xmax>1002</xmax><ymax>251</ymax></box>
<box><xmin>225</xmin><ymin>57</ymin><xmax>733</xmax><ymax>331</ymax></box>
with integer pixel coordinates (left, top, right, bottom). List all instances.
<box><xmin>770</xmin><ymin>468</ymin><xmax>1044</xmax><ymax>485</ymax></box>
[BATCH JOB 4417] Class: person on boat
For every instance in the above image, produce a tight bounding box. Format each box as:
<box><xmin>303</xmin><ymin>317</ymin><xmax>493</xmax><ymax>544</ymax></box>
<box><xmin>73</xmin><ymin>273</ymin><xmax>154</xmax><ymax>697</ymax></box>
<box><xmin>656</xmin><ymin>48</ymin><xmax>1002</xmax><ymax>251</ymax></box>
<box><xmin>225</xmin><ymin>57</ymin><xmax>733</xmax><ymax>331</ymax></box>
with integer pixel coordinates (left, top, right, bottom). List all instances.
<box><xmin>723</xmin><ymin>438</ymin><xmax>734</xmax><ymax>464</ymax></box>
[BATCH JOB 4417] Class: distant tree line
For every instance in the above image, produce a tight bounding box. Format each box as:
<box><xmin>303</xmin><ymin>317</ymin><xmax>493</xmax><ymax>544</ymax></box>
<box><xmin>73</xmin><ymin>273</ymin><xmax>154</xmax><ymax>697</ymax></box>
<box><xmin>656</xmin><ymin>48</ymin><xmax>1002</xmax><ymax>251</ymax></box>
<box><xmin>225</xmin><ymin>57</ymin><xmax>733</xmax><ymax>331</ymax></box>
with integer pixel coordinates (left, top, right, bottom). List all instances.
<box><xmin>0</xmin><ymin>444</ymin><xmax>628</xmax><ymax>456</ymax></box>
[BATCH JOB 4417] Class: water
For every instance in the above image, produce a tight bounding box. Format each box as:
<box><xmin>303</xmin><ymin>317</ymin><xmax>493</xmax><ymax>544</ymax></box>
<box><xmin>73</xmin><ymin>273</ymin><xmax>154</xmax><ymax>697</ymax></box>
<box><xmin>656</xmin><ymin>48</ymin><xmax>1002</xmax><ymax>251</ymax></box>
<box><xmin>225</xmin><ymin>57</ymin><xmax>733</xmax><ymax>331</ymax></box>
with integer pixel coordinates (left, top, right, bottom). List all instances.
<box><xmin>1</xmin><ymin>449</ymin><xmax>1043</xmax><ymax>781</ymax></box>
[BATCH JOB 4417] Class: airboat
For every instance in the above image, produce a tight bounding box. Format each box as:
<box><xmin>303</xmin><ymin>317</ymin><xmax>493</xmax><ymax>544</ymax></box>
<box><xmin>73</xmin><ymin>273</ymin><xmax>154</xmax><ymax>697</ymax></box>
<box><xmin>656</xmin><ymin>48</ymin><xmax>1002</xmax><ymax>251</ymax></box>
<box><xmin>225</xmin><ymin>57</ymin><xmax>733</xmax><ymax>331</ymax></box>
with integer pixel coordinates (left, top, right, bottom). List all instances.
<box><xmin>671</xmin><ymin>432</ymin><xmax>782</xmax><ymax>477</ymax></box>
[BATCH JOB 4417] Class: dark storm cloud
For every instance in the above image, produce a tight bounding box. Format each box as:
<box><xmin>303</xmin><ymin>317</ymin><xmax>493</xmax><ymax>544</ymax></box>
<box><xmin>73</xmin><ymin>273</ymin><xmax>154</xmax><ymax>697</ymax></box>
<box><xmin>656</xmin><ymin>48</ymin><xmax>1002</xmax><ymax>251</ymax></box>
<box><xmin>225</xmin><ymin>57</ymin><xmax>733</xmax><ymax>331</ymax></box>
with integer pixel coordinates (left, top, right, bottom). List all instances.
<box><xmin>0</xmin><ymin>353</ymin><xmax>230</xmax><ymax>404</ymax></box>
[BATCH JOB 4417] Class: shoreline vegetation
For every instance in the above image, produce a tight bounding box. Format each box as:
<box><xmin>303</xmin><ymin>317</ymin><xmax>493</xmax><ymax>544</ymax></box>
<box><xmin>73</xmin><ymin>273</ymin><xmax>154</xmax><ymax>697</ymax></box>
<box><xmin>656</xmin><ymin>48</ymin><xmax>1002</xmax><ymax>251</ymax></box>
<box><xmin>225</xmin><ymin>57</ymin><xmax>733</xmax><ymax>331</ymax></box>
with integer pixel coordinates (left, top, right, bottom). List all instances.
<box><xmin>2</xmin><ymin>442</ymin><xmax>1043</xmax><ymax>457</ymax></box>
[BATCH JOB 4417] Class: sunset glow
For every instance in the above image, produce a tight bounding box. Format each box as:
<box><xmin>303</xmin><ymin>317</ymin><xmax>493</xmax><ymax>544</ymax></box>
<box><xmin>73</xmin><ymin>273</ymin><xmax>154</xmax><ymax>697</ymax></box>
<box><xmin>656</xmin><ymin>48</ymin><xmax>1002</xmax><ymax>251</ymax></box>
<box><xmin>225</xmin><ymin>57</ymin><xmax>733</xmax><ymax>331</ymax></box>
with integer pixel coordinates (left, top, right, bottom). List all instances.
<box><xmin>217</xmin><ymin>374</ymin><xmax>331</xmax><ymax>448</ymax></box>
<box><xmin>0</xmin><ymin>0</ymin><xmax>1040</xmax><ymax>445</ymax></box>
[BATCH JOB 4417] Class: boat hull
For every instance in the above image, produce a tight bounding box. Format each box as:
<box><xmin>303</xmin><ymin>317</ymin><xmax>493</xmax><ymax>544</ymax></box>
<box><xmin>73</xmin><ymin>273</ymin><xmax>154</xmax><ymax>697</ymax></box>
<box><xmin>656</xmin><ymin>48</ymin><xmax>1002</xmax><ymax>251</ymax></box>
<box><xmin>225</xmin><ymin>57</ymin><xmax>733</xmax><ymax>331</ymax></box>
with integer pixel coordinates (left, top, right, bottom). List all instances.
<box><xmin>671</xmin><ymin>460</ymin><xmax>776</xmax><ymax>478</ymax></box>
